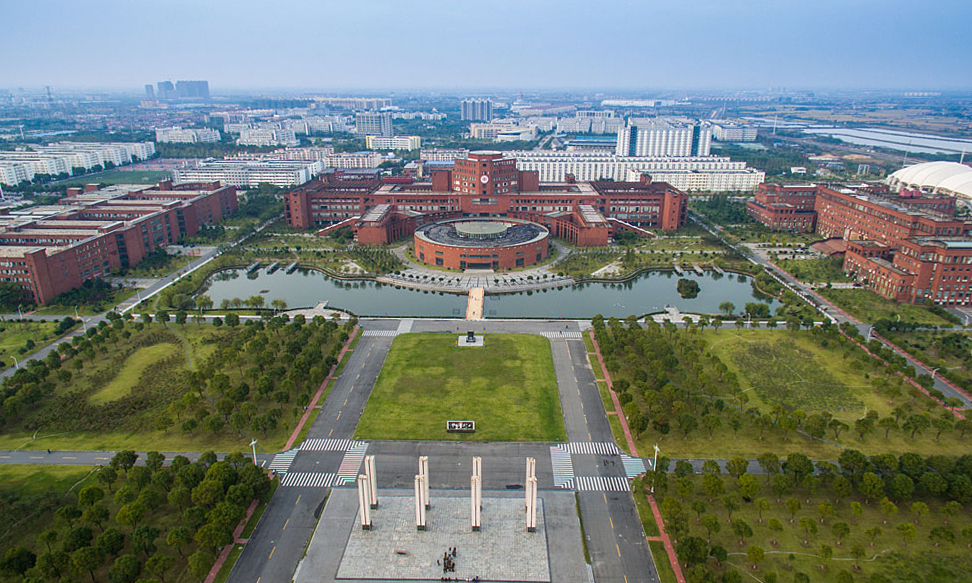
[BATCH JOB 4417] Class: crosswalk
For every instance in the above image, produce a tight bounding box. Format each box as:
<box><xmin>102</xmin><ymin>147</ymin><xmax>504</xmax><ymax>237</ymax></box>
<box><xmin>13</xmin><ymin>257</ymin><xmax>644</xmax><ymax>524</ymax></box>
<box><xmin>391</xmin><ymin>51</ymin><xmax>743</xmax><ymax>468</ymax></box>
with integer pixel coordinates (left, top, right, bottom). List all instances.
<box><xmin>396</xmin><ymin>319</ymin><xmax>413</xmax><ymax>335</ymax></box>
<box><xmin>280</xmin><ymin>472</ymin><xmax>335</xmax><ymax>488</ymax></box>
<box><xmin>299</xmin><ymin>438</ymin><xmax>361</xmax><ymax>452</ymax></box>
<box><xmin>620</xmin><ymin>454</ymin><xmax>646</xmax><ymax>478</ymax></box>
<box><xmin>573</xmin><ymin>476</ymin><xmax>631</xmax><ymax>492</ymax></box>
<box><xmin>550</xmin><ymin>446</ymin><xmax>574</xmax><ymax>488</ymax></box>
<box><xmin>268</xmin><ymin>450</ymin><xmax>298</xmax><ymax>473</ymax></box>
<box><xmin>333</xmin><ymin>442</ymin><xmax>370</xmax><ymax>486</ymax></box>
<box><xmin>361</xmin><ymin>330</ymin><xmax>397</xmax><ymax>338</ymax></box>
<box><xmin>541</xmin><ymin>331</ymin><xmax>583</xmax><ymax>339</ymax></box>
<box><xmin>558</xmin><ymin>442</ymin><xmax>621</xmax><ymax>456</ymax></box>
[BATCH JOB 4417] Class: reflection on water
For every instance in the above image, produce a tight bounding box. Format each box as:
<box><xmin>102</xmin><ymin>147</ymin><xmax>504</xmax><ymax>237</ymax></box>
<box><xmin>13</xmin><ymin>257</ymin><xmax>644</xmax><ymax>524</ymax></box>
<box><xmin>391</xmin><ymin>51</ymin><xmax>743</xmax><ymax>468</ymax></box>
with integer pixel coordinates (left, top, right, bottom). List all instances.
<box><xmin>200</xmin><ymin>267</ymin><xmax>780</xmax><ymax>318</ymax></box>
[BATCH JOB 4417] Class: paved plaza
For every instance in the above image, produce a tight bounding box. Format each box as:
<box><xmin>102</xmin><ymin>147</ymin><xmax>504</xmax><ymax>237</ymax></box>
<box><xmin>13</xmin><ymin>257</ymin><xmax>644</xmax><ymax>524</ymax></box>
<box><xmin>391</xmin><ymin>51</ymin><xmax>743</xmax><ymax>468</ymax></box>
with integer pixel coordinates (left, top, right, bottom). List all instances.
<box><xmin>298</xmin><ymin>488</ymin><xmax>588</xmax><ymax>583</ymax></box>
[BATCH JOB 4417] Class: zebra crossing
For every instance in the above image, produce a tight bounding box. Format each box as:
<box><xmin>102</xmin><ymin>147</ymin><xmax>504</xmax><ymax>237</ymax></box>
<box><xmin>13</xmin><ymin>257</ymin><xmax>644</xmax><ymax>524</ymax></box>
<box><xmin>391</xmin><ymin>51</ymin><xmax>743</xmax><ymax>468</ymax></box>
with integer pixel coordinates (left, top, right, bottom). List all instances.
<box><xmin>541</xmin><ymin>331</ymin><xmax>582</xmax><ymax>339</ymax></box>
<box><xmin>299</xmin><ymin>438</ymin><xmax>361</xmax><ymax>452</ymax></box>
<box><xmin>620</xmin><ymin>454</ymin><xmax>646</xmax><ymax>478</ymax></box>
<box><xmin>333</xmin><ymin>442</ymin><xmax>370</xmax><ymax>486</ymax></box>
<box><xmin>268</xmin><ymin>450</ymin><xmax>298</xmax><ymax>473</ymax></box>
<box><xmin>549</xmin><ymin>446</ymin><xmax>574</xmax><ymax>488</ymax></box>
<box><xmin>558</xmin><ymin>442</ymin><xmax>621</xmax><ymax>456</ymax></box>
<box><xmin>361</xmin><ymin>330</ymin><xmax>397</xmax><ymax>338</ymax></box>
<box><xmin>396</xmin><ymin>319</ymin><xmax>413</xmax><ymax>335</ymax></box>
<box><xmin>280</xmin><ymin>472</ymin><xmax>336</xmax><ymax>488</ymax></box>
<box><xmin>573</xmin><ymin>476</ymin><xmax>631</xmax><ymax>492</ymax></box>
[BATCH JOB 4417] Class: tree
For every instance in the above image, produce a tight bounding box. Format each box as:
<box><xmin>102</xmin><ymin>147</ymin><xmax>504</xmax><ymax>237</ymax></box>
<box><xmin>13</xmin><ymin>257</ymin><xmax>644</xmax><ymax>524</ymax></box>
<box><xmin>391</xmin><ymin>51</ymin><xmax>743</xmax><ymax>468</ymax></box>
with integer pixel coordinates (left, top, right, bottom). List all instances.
<box><xmin>832</xmin><ymin>522</ymin><xmax>851</xmax><ymax>546</ymax></box>
<box><xmin>903</xmin><ymin>414</ymin><xmax>930</xmax><ymax>440</ymax></box>
<box><xmin>799</xmin><ymin>516</ymin><xmax>818</xmax><ymax>544</ymax></box>
<box><xmin>194</xmin><ymin>524</ymin><xmax>232</xmax><ymax>555</ymax></box>
<box><xmin>910</xmin><ymin>501</ymin><xmax>929</xmax><ymax>524</ymax></box>
<box><xmin>879</xmin><ymin>417</ymin><xmax>898</xmax><ymax>439</ymax></box>
<box><xmin>72</xmin><ymin>546</ymin><xmax>105</xmax><ymax>583</ymax></box>
<box><xmin>755</xmin><ymin>498</ymin><xmax>770</xmax><ymax>523</ymax></box>
<box><xmin>96</xmin><ymin>529</ymin><xmax>125</xmax><ymax>557</ymax></box>
<box><xmin>691</xmin><ymin>500</ymin><xmax>708</xmax><ymax>521</ymax></box>
<box><xmin>932</xmin><ymin>417</ymin><xmax>953</xmax><ymax>442</ymax></box>
<box><xmin>165</xmin><ymin>527</ymin><xmax>192</xmax><ymax>558</ymax></box>
<box><xmin>726</xmin><ymin>457</ymin><xmax>749</xmax><ymax>479</ymax></box>
<box><xmin>145</xmin><ymin>452</ymin><xmax>166</xmax><ymax>472</ymax></box>
<box><xmin>131</xmin><ymin>525</ymin><xmax>161</xmax><ymax>557</ymax></box>
<box><xmin>785</xmin><ymin>453</ymin><xmax>813</xmax><ymax>486</ymax></box>
<box><xmin>737</xmin><ymin>474</ymin><xmax>760</xmax><ymax>501</ymax></box>
<box><xmin>757</xmin><ymin>453</ymin><xmax>780</xmax><ymax>483</ymax></box>
<box><xmin>888</xmin><ymin>473</ymin><xmax>915</xmax><ymax>502</ymax></box>
<box><xmin>116</xmin><ymin>502</ymin><xmax>145</xmax><ymax>529</ymax></box>
<box><xmin>860</xmin><ymin>472</ymin><xmax>885</xmax><ymax>503</ymax></box>
<box><xmin>722</xmin><ymin>496</ymin><xmax>738</xmax><ymax>522</ymax></box>
<box><xmin>38</xmin><ymin>530</ymin><xmax>58</xmax><ymax>553</ymax></box>
<box><xmin>700</xmin><ymin>515</ymin><xmax>721</xmax><ymax>543</ymax></box>
<box><xmin>719</xmin><ymin>301</ymin><xmax>735</xmax><ymax>316</ymax></box>
<box><xmin>746</xmin><ymin>545</ymin><xmax>764</xmax><ymax>571</ymax></box>
<box><xmin>786</xmin><ymin>498</ymin><xmax>801</xmax><ymax>522</ymax></box>
<box><xmin>187</xmin><ymin>550</ymin><xmax>213</xmax><ymax>579</ymax></box>
<box><xmin>108</xmin><ymin>554</ymin><xmax>141</xmax><ymax>583</ymax></box>
<box><xmin>37</xmin><ymin>550</ymin><xmax>69</xmax><ymax>579</ymax></box>
<box><xmin>83</xmin><ymin>504</ymin><xmax>110</xmax><ymax>532</ymax></box>
<box><xmin>929</xmin><ymin>526</ymin><xmax>956</xmax><ymax>547</ymax></box>
<box><xmin>1</xmin><ymin>546</ymin><xmax>36</xmax><ymax>579</ymax></box>
<box><xmin>880</xmin><ymin>498</ymin><xmax>898</xmax><ymax>524</ymax></box>
<box><xmin>897</xmin><ymin>522</ymin><xmax>917</xmax><ymax>546</ymax></box>
<box><xmin>145</xmin><ymin>554</ymin><xmax>176</xmax><ymax>583</ymax></box>
<box><xmin>703</xmin><ymin>473</ymin><xmax>724</xmax><ymax>500</ymax></box>
<box><xmin>675</xmin><ymin>536</ymin><xmax>709</xmax><ymax>567</ymax></box>
<box><xmin>56</xmin><ymin>505</ymin><xmax>83</xmax><ymax>528</ymax></box>
<box><xmin>732</xmin><ymin>519</ymin><xmax>753</xmax><ymax>545</ymax></box>
<box><xmin>78</xmin><ymin>486</ymin><xmax>105</xmax><ymax>507</ymax></box>
<box><xmin>865</xmin><ymin>526</ymin><xmax>882</xmax><ymax>546</ymax></box>
<box><xmin>110</xmin><ymin>451</ymin><xmax>138</xmax><ymax>474</ymax></box>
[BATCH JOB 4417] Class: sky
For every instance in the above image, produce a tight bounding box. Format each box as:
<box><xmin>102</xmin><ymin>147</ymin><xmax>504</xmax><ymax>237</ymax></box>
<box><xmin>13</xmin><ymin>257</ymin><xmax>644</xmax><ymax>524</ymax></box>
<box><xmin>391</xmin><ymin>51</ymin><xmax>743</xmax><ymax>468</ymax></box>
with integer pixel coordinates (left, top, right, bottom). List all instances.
<box><xmin>2</xmin><ymin>0</ymin><xmax>971</xmax><ymax>92</ymax></box>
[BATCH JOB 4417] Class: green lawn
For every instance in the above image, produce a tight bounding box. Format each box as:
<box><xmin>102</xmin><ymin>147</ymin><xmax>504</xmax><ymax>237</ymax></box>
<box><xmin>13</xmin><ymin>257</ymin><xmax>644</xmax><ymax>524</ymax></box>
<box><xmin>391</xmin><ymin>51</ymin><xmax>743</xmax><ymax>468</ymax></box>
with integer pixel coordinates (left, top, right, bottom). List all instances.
<box><xmin>355</xmin><ymin>333</ymin><xmax>565</xmax><ymax>442</ymax></box>
<box><xmin>0</xmin><ymin>464</ymin><xmax>96</xmax><ymax>495</ymax></box>
<box><xmin>776</xmin><ymin>257</ymin><xmax>852</xmax><ymax>284</ymax></box>
<box><xmin>34</xmin><ymin>287</ymin><xmax>139</xmax><ymax>315</ymax></box>
<box><xmin>87</xmin><ymin>342</ymin><xmax>183</xmax><ymax>404</ymax></box>
<box><xmin>649</xmin><ymin>541</ymin><xmax>679</xmax><ymax>583</ymax></box>
<box><xmin>57</xmin><ymin>169</ymin><xmax>169</xmax><ymax>187</ymax></box>
<box><xmin>820</xmin><ymin>288</ymin><xmax>957</xmax><ymax>327</ymax></box>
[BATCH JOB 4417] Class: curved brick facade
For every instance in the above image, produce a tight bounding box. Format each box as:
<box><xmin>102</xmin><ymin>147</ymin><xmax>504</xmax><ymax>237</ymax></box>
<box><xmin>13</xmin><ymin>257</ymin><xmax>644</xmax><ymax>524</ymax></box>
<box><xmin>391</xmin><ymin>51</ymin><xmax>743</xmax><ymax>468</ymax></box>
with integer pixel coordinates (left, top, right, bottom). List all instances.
<box><xmin>414</xmin><ymin>218</ymin><xmax>549</xmax><ymax>270</ymax></box>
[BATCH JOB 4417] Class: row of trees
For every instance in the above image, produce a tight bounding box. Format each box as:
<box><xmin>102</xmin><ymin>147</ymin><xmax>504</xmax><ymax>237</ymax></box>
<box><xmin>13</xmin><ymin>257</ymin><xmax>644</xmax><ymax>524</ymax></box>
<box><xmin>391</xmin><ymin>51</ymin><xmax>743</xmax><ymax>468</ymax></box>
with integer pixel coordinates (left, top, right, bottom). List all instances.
<box><xmin>1</xmin><ymin>450</ymin><xmax>271</xmax><ymax>583</ymax></box>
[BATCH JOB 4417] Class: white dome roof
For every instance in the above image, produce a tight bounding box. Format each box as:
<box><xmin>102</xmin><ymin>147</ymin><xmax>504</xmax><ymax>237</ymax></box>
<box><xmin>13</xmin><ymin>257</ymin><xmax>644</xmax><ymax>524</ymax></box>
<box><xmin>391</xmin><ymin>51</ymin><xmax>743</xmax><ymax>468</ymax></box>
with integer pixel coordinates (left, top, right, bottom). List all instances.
<box><xmin>888</xmin><ymin>161</ymin><xmax>972</xmax><ymax>200</ymax></box>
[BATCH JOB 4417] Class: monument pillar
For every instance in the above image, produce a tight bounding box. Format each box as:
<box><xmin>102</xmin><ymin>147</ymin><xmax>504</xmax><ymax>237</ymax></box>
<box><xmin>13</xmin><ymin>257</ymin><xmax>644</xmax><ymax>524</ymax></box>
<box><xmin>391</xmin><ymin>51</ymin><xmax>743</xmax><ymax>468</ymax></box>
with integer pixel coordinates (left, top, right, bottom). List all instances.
<box><xmin>419</xmin><ymin>456</ymin><xmax>430</xmax><ymax>509</ymax></box>
<box><xmin>471</xmin><ymin>475</ymin><xmax>482</xmax><ymax>531</ymax></box>
<box><xmin>357</xmin><ymin>475</ymin><xmax>372</xmax><ymax>530</ymax></box>
<box><xmin>365</xmin><ymin>455</ymin><xmax>378</xmax><ymax>509</ymax></box>
<box><xmin>526</xmin><ymin>476</ymin><xmax>538</xmax><ymax>533</ymax></box>
<box><xmin>414</xmin><ymin>474</ymin><xmax>427</xmax><ymax>531</ymax></box>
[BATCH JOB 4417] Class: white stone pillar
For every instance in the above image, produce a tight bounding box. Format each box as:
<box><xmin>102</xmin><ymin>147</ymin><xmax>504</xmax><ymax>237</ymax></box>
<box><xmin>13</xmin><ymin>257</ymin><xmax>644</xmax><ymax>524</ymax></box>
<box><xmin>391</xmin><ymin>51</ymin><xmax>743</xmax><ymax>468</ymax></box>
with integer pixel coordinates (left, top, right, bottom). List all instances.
<box><xmin>473</xmin><ymin>456</ymin><xmax>482</xmax><ymax>515</ymax></box>
<box><xmin>365</xmin><ymin>455</ymin><xmax>378</xmax><ymax>509</ymax></box>
<box><xmin>525</xmin><ymin>457</ymin><xmax>536</xmax><ymax>509</ymax></box>
<box><xmin>415</xmin><ymin>474</ymin><xmax>427</xmax><ymax>531</ymax></box>
<box><xmin>419</xmin><ymin>456</ymin><xmax>430</xmax><ymax>509</ymax></box>
<box><xmin>526</xmin><ymin>476</ymin><xmax>538</xmax><ymax>533</ymax></box>
<box><xmin>471</xmin><ymin>475</ymin><xmax>482</xmax><ymax>532</ymax></box>
<box><xmin>357</xmin><ymin>475</ymin><xmax>372</xmax><ymax>530</ymax></box>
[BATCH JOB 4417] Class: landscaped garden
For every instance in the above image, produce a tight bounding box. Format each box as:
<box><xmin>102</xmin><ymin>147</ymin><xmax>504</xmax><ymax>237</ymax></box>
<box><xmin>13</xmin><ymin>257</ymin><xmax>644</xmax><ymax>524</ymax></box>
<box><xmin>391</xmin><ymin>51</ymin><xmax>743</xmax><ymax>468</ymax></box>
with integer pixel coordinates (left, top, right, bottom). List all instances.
<box><xmin>592</xmin><ymin>318</ymin><xmax>967</xmax><ymax>459</ymax></box>
<box><xmin>355</xmin><ymin>333</ymin><xmax>565</xmax><ymax>442</ymax></box>
<box><xmin>819</xmin><ymin>288</ymin><xmax>959</xmax><ymax>328</ymax></box>
<box><xmin>0</xmin><ymin>452</ymin><xmax>271</xmax><ymax>583</ymax></box>
<box><xmin>641</xmin><ymin>452</ymin><xmax>972</xmax><ymax>582</ymax></box>
<box><xmin>0</xmin><ymin>314</ymin><xmax>356</xmax><ymax>453</ymax></box>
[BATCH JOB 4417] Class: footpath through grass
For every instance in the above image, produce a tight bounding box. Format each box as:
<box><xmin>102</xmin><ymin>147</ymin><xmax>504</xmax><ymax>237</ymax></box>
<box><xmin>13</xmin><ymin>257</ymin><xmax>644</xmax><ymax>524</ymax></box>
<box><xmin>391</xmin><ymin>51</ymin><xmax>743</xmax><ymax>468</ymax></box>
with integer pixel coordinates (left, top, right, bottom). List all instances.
<box><xmin>820</xmin><ymin>288</ymin><xmax>957</xmax><ymax>327</ymax></box>
<box><xmin>355</xmin><ymin>333</ymin><xmax>565</xmax><ymax>442</ymax></box>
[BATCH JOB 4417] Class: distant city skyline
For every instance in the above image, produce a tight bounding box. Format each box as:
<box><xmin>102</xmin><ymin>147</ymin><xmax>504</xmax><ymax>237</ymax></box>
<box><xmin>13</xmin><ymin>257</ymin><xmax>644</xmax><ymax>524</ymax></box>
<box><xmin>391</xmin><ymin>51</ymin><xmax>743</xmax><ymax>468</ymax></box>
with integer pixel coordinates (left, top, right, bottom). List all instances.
<box><xmin>1</xmin><ymin>0</ymin><xmax>970</xmax><ymax>91</ymax></box>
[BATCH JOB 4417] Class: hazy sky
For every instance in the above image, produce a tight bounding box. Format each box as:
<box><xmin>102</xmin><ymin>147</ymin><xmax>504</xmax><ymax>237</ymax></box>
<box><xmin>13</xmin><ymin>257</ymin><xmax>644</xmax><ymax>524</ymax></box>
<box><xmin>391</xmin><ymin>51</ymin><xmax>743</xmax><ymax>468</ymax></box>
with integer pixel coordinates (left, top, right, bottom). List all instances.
<box><xmin>3</xmin><ymin>0</ymin><xmax>970</xmax><ymax>92</ymax></box>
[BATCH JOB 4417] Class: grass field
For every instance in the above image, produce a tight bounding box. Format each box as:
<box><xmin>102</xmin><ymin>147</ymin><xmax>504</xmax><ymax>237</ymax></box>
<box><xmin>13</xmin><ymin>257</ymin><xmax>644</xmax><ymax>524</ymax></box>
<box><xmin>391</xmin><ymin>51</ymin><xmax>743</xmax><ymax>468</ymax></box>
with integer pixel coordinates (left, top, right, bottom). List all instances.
<box><xmin>820</xmin><ymin>288</ymin><xmax>957</xmax><ymax>327</ymax></box>
<box><xmin>0</xmin><ymin>464</ymin><xmax>96</xmax><ymax>495</ymax></box>
<box><xmin>57</xmin><ymin>169</ymin><xmax>169</xmax><ymax>187</ymax></box>
<box><xmin>33</xmin><ymin>288</ymin><xmax>139</xmax><ymax>316</ymax></box>
<box><xmin>87</xmin><ymin>342</ymin><xmax>182</xmax><ymax>404</ymax></box>
<box><xmin>355</xmin><ymin>333</ymin><xmax>565</xmax><ymax>442</ymax></box>
<box><xmin>652</xmin><ymin>473</ymin><xmax>972</xmax><ymax>582</ymax></box>
<box><xmin>776</xmin><ymin>257</ymin><xmax>852</xmax><ymax>284</ymax></box>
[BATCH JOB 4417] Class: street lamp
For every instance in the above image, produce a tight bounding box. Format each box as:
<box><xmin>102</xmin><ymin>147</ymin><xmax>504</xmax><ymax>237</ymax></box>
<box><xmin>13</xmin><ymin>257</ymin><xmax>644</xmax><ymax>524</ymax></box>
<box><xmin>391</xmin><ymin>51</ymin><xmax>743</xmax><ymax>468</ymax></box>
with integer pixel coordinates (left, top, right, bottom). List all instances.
<box><xmin>931</xmin><ymin>367</ymin><xmax>940</xmax><ymax>381</ymax></box>
<box><xmin>651</xmin><ymin>444</ymin><xmax>660</xmax><ymax>494</ymax></box>
<box><xmin>250</xmin><ymin>439</ymin><xmax>258</xmax><ymax>465</ymax></box>
<box><xmin>17</xmin><ymin>304</ymin><xmax>22</xmax><ymax>320</ymax></box>
<box><xmin>12</xmin><ymin>356</ymin><xmax>18</xmax><ymax>370</ymax></box>
<box><xmin>75</xmin><ymin>306</ymin><xmax>87</xmax><ymax>333</ymax></box>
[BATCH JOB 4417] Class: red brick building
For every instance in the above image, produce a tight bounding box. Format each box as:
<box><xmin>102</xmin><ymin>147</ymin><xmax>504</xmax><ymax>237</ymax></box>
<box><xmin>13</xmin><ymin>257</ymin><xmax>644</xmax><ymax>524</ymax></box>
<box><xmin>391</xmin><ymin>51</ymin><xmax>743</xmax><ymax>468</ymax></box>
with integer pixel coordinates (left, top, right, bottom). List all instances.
<box><xmin>414</xmin><ymin>218</ymin><xmax>550</xmax><ymax>270</ymax></box>
<box><xmin>283</xmin><ymin>151</ymin><xmax>687</xmax><ymax>248</ymax></box>
<box><xmin>749</xmin><ymin>182</ymin><xmax>972</xmax><ymax>305</ymax></box>
<box><xmin>0</xmin><ymin>181</ymin><xmax>237</xmax><ymax>304</ymax></box>
<box><xmin>746</xmin><ymin>183</ymin><xmax>817</xmax><ymax>232</ymax></box>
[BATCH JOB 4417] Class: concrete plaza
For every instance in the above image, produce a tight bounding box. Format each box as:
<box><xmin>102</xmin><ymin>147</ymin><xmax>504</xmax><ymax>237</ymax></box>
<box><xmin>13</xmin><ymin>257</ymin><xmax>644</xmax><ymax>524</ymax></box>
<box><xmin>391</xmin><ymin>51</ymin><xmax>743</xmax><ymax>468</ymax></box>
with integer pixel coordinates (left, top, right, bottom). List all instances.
<box><xmin>297</xmin><ymin>488</ymin><xmax>588</xmax><ymax>583</ymax></box>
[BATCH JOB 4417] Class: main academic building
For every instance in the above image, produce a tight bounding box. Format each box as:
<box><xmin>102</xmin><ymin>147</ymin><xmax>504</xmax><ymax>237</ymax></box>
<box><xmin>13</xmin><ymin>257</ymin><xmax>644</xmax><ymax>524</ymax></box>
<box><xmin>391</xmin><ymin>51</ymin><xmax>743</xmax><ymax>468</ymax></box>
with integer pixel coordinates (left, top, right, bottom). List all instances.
<box><xmin>284</xmin><ymin>151</ymin><xmax>688</xmax><ymax>251</ymax></box>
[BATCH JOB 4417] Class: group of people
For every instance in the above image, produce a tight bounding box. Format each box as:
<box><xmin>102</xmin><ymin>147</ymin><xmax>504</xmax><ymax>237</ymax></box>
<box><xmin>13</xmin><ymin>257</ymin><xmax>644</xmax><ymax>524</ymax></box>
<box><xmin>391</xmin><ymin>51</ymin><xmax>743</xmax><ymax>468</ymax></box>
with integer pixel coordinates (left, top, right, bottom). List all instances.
<box><xmin>440</xmin><ymin>546</ymin><xmax>458</xmax><ymax>573</ymax></box>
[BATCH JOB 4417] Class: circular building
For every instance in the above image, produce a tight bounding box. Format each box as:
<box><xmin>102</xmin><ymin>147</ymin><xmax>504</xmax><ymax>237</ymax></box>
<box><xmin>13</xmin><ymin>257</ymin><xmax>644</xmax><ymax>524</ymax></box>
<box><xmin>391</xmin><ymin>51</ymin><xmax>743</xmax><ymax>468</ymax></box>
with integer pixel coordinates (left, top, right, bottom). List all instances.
<box><xmin>888</xmin><ymin>161</ymin><xmax>972</xmax><ymax>201</ymax></box>
<box><xmin>414</xmin><ymin>218</ymin><xmax>549</xmax><ymax>270</ymax></box>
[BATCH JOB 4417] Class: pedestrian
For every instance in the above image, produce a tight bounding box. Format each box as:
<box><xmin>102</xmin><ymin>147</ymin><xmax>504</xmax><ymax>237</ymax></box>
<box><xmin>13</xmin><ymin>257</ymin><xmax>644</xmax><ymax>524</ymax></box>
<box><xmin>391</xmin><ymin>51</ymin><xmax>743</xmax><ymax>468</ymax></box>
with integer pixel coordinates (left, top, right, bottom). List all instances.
<box><xmin>47</xmin><ymin>449</ymin><xmax>51</xmax><ymax>454</ymax></box>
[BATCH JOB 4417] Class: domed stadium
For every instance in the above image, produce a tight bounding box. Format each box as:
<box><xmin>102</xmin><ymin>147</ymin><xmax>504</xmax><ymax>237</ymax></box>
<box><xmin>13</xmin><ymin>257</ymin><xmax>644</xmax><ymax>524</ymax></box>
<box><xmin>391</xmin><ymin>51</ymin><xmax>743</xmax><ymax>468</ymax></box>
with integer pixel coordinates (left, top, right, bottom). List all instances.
<box><xmin>887</xmin><ymin>161</ymin><xmax>972</xmax><ymax>201</ymax></box>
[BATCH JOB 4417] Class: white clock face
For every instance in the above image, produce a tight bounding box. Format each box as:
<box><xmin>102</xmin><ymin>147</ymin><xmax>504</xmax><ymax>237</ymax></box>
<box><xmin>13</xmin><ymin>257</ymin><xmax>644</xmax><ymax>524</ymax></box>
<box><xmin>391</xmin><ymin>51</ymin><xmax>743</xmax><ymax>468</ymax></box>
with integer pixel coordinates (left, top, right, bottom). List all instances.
<box><xmin>480</xmin><ymin>174</ymin><xmax>489</xmax><ymax>184</ymax></box>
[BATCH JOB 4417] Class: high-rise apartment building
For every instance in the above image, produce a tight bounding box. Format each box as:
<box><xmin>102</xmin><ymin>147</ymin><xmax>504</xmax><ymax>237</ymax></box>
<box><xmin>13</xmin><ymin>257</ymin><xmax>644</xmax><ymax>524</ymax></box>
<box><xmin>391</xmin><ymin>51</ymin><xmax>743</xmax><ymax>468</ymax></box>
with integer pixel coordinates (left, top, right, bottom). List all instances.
<box><xmin>461</xmin><ymin>99</ymin><xmax>494</xmax><ymax>121</ymax></box>
<box><xmin>616</xmin><ymin>119</ymin><xmax>711</xmax><ymax>157</ymax></box>
<box><xmin>355</xmin><ymin>112</ymin><xmax>393</xmax><ymax>137</ymax></box>
<box><xmin>175</xmin><ymin>80</ymin><xmax>210</xmax><ymax>99</ymax></box>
